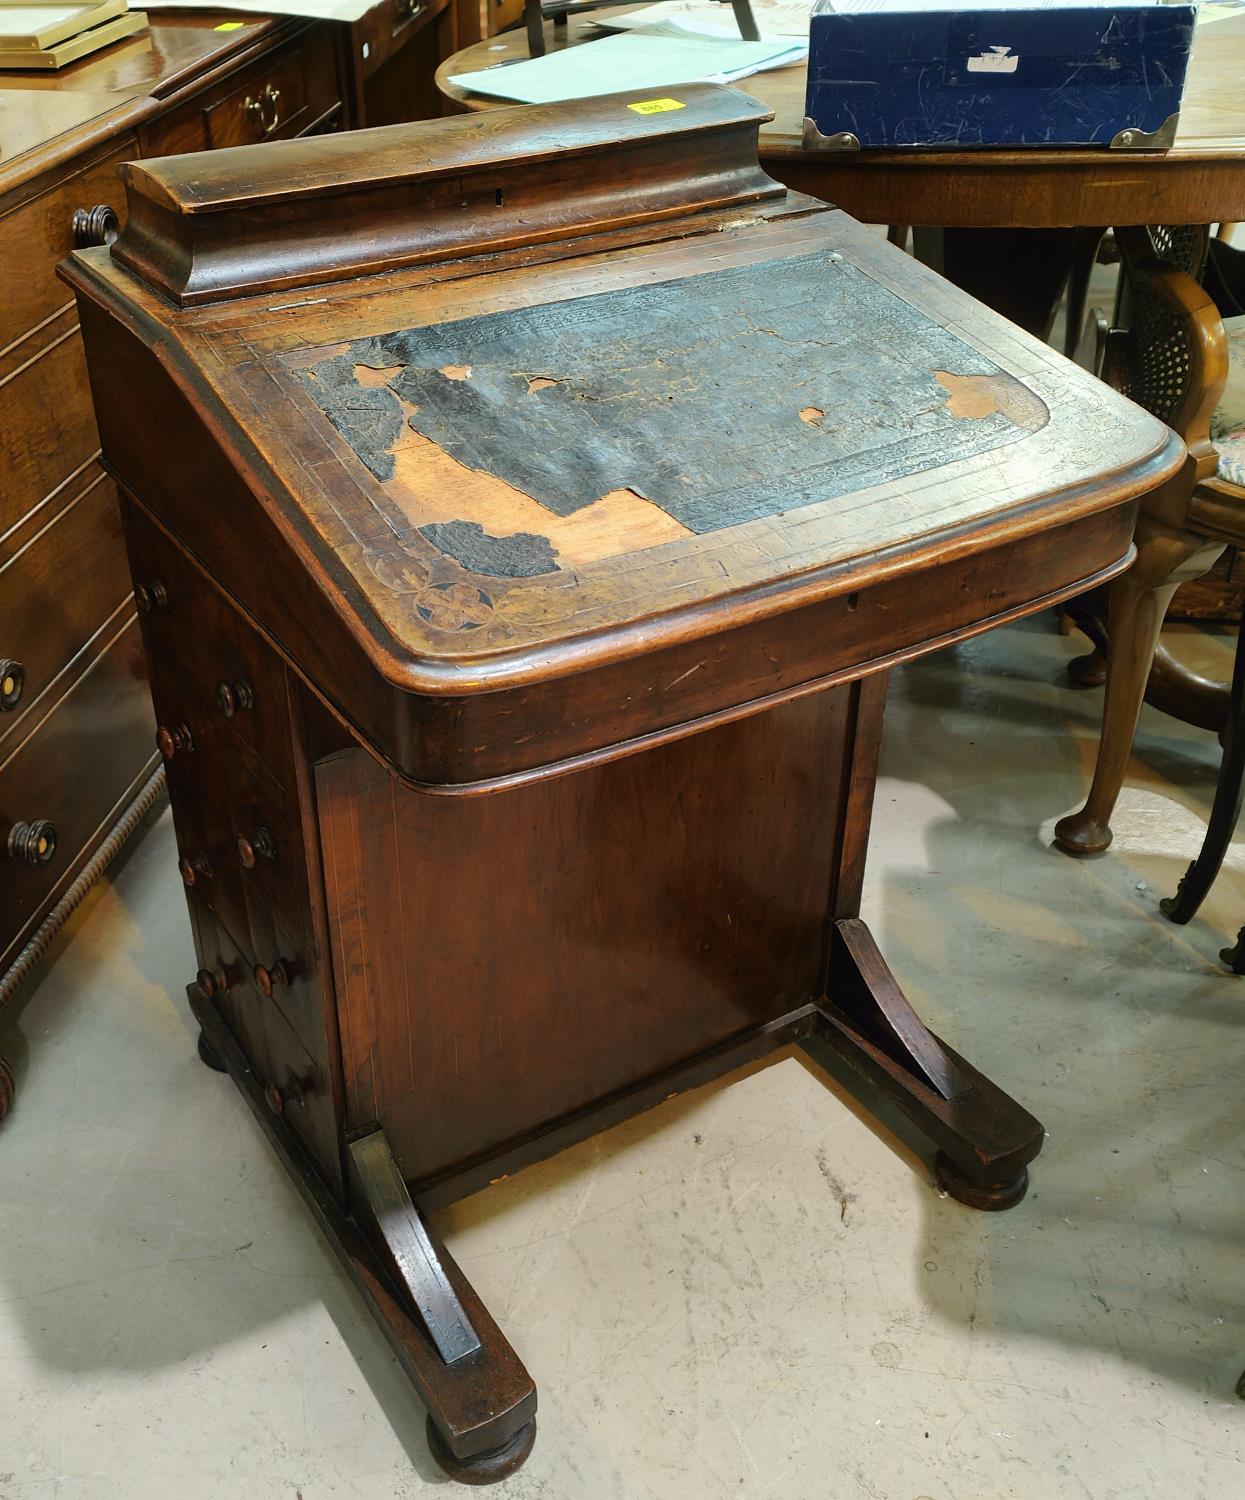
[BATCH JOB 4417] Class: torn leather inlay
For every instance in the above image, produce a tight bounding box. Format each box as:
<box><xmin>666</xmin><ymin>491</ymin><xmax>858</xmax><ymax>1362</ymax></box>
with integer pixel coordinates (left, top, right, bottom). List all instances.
<box><xmin>420</xmin><ymin>520</ymin><xmax>559</xmax><ymax>579</ymax></box>
<box><xmin>295</xmin><ymin>250</ymin><xmax>1050</xmax><ymax>566</ymax></box>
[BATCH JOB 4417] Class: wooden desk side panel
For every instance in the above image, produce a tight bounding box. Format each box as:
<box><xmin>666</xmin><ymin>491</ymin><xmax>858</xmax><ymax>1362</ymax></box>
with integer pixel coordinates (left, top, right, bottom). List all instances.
<box><xmin>316</xmin><ymin>687</ymin><xmax>865</xmax><ymax>1186</ymax></box>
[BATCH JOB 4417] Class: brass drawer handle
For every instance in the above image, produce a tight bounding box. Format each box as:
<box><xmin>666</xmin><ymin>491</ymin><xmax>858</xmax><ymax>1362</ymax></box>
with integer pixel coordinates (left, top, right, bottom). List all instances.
<box><xmin>237</xmin><ymin>827</ymin><xmax>276</xmax><ymax>868</ymax></box>
<box><xmin>253</xmin><ymin>957</ymin><xmax>291</xmax><ymax>997</ymax></box>
<box><xmin>216</xmin><ymin>679</ymin><xmax>254</xmax><ymax>719</ymax></box>
<box><xmin>156</xmin><ymin>723</ymin><xmax>194</xmax><ymax>760</ymax></box>
<box><xmin>396</xmin><ymin>0</ymin><xmax>426</xmax><ymax>20</ymax></box>
<box><xmin>0</xmin><ymin>660</ymin><xmax>24</xmax><ymax>712</ymax></box>
<box><xmin>245</xmin><ymin>83</ymin><xmax>282</xmax><ymax>138</ymax></box>
<box><xmin>179</xmin><ymin>851</ymin><xmax>212</xmax><ymax>887</ymax></box>
<box><xmin>8</xmin><ymin>820</ymin><xmax>57</xmax><ymax>867</ymax></box>
<box><xmin>134</xmin><ymin>581</ymin><xmax>169</xmax><ymax>613</ymax></box>
<box><xmin>71</xmin><ymin>204</ymin><xmax>119</xmax><ymax>249</ymax></box>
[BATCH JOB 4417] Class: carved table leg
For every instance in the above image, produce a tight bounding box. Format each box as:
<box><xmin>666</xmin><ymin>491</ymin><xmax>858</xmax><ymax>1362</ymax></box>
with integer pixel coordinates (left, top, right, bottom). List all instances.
<box><xmin>1162</xmin><ymin>620</ymin><xmax>1245</xmax><ymax>925</ymax></box>
<box><xmin>1055</xmin><ymin>470</ymin><xmax>1224</xmax><ymax>857</ymax></box>
<box><xmin>0</xmin><ymin>1054</ymin><xmax>14</xmax><ymax>1121</ymax></box>
<box><xmin>804</xmin><ymin>920</ymin><xmax>1044</xmax><ymax>1209</ymax></box>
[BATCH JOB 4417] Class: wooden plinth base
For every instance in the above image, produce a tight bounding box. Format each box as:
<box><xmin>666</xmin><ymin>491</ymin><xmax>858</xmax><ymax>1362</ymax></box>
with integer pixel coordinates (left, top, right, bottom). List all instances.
<box><xmin>190</xmin><ymin>911</ymin><xmax>1042</xmax><ymax>1483</ymax></box>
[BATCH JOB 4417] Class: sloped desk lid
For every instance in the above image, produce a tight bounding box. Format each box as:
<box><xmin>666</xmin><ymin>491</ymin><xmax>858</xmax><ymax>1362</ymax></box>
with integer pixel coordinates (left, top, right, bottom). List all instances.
<box><xmin>63</xmin><ymin>88</ymin><xmax>1181</xmax><ymax>783</ymax></box>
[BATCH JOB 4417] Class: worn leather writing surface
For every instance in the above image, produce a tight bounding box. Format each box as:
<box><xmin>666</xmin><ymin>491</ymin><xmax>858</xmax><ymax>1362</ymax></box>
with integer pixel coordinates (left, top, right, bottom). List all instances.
<box><xmin>296</xmin><ymin>250</ymin><xmax>1048</xmax><ymax>581</ymax></box>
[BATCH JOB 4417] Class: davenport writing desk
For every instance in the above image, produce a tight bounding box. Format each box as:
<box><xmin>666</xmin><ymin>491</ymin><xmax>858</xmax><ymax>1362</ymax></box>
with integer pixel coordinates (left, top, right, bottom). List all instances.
<box><xmin>64</xmin><ymin>88</ymin><xmax>1181</xmax><ymax>1482</ymax></box>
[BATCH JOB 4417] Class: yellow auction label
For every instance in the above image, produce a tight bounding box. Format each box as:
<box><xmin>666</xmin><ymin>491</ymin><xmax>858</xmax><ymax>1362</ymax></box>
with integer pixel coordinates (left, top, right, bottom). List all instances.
<box><xmin>214</xmin><ymin>20</ymin><xmax>245</xmax><ymax>30</ymax></box>
<box><xmin>627</xmin><ymin>98</ymin><xmax>686</xmax><ymax>115</ymax></box>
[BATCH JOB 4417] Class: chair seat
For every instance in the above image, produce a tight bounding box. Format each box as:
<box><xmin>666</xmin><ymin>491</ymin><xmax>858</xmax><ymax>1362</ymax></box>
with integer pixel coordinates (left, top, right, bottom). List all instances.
<box><xmin>1213</xmin><ymin>314</ymin><xmax>1245</xmax><ymax>488</ymax></box>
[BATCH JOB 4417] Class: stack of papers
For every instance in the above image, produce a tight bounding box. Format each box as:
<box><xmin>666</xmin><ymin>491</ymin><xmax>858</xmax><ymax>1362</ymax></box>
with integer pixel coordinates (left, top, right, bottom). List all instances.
<box><xmin>449</xmin><ymin>26</ymin><xmax>807</xmax><ymax>105</ymax></box>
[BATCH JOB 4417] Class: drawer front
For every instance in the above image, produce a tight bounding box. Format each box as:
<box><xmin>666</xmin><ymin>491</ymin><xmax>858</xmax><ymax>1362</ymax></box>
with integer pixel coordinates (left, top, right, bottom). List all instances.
<box><xmin>0</xmin><ymin>475</ymin><xmax>130</xmax><ymax>746</ymax></box>
<box><xmin>168</xmin><ymin>748</ymin><xmax>308</xmax><ymax>954</ymax></box>
<box><xmin>0</xmin><ymin>616</ymin><xmax>154</xmax><ymax>963</ymax></box>
<box><xmin>191</xmin><ymin>892</ymin><xmax>340</xmax><ymax>1191</ymax></box>
<box><xmin>355</xmin><ymin>0</ymin><xmax>450</xmax><ymax>83</ymax></box>
<box><xmin>0</xmin><ymin>327</ymin><xmax>100</xmax><ymax>538</ymax></box>
<box><xmin>122</xmin><ymin>499</ymin><xmax>297</xmax><ymax>794</ymax></box>
<box><xmin>143</xmin><ymin>28</ymin><xmax>342</xmax><ymax>156</ymax></box>
<box><xmin>0</xmin><ymin>143</ymin><xmax>131</xmax><ymax>356</ymax></box>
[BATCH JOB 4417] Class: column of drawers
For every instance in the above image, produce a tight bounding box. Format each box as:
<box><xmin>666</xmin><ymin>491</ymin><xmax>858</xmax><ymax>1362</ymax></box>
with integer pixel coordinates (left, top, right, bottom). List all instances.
<box><xmin>0</xmin><ymin>141</ymin><xmax>159</xmax><ymax>974</ymax></box>
<box><xmin>122</xmin><ymin>496</ymin><xmax>341</xmax><ymax>1195</ymax></box>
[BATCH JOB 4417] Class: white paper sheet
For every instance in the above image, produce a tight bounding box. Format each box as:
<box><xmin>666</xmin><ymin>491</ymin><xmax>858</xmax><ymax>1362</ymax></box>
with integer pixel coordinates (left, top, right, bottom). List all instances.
<box><xmin>451</xmin><ymin>27</ymin><xmax>807</xmax><ymax>105</ymax></box>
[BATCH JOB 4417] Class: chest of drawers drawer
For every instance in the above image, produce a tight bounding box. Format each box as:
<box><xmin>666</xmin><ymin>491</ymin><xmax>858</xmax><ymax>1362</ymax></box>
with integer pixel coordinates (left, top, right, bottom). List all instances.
<box><xmin>141</xmin><ymin>26</ymin><xmax>342</xmax><ymax>157</ymax></box>
<box><xmin>0</xmin><ymin>142</ymin><xmax>132</xmax><ymax>358</ymax></box>
<box><xmin>354</xmin><ymin>0</ymin><xmax>450</xmax><ymax>84</ymax></box>
<box><xmin>0</xmin><ymin>475</ymin><xmax>131</xmax><ymax>746</ymax></box>
<box><xmin>0</xmin><ymin>325</ymin><xmax>102</xmax><ymax>539</ymax></box>
<box><xmin>0</xmin><ymin>614</ymin><xmax>154</xmax><ymax>967</ymax></box>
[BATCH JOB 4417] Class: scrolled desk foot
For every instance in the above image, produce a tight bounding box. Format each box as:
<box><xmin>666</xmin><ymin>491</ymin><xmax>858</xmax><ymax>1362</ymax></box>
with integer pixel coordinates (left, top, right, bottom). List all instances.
<box><xmin>427</xmin><ymin>1414</ymin><xmax>536</xmax><ymax>1486</ymax></box>
<box><xmin>1052</xmin><ymin>809</ymin><xmax>1113</xmax><ymax>857</ymax></box>
<box><xmin>808</xmin><ymin>919</ymin><xmax>1045</xmax><ymax>1198</ymax></box>
<box><xmin>0</xmin><ymin>1054</ymin><xmax>15</xmax><ymax>1121</ymax></box>
<box><xmin>934</xmin><ymin>1153</ymin><xmax>1030</xmax><ymax>1212</ymax></box>
<box><xmin>197</xmin><ymin>1030</ymin><xmax>228</xmax><ymax>1073</ymax></box>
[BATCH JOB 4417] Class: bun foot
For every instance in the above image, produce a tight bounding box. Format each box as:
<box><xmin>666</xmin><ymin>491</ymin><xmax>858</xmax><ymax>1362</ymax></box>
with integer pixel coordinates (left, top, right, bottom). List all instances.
<box><xmin>426</xmin><ymin>1416</ymin><xmax>536</xmax><ymax>1486</ymax></box>
<box><xmin>1067</xmin><ymin>647</ymin><xmax>1107</xmax><ymax>689</ymax></box>
<box><xmin>0</xmin><ymin>1054</ymin><xmax>14</xmax><ymax>1120</ymax></box>
<box><xmin>935</xmin><ymin>1153</ymin><xmax>1030</xmax><ymax>1212</ymax></box>
<box><xmin>1221</xmin><ymin>930</ymin><xmax>1245</xmax><ymax>974</ymax></box>
<box><xmin>1052</xmin><ymin>810</ymin><xmax>1112</xmax><ymax>858</ymax></box>
<box><xmin>197</xmin><ymin>1031</ymin><xmax>228</xmax><ymax>1073</ymax></box>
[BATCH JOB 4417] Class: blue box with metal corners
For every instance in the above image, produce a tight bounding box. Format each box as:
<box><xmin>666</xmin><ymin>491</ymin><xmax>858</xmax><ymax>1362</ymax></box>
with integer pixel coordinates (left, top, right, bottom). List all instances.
<box><xmin>803</xmin><ymin>1</ymin><xmax>1197</xmax><ymax>151</ymax></box>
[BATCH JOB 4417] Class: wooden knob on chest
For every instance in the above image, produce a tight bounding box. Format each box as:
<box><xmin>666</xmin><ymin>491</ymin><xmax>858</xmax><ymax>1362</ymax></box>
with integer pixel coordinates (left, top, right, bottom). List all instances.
<box><xmin>195</xmin><ymin>964</ymin><xmax>236</xmax><ymax>1000</ymax></box>
<box><xmin>216</xmin><ymin>679</ymin><xmax>254</xmax><ymax>719</ymax></box>
<box><xmin>134</xmin><ymin>581</ymin><xmax>168</xmax><ymax>613</ymax></box>
<box><xmin>0</xmin><ymin>660</ymin><xmax>24</xmax><ymax>712</ymax></box>
<box><xmin>252</xmin><ymin>958</ymin><xmax>290</xmax><ymax>997</ymax></box>
<box><xmin>265</xmin><ymin>1073</ymin><xmax>305</xmax><ymax>1115</ymax></box>
<box><xmin>71</xmin><ymin>204</ymin><xmax>119</xmax><ymax>248</ymax></box>
<box><xmin>237</xmin><ymin>827</ymin><xmax>276</xmax><ymax>868</ymax></box>
<box><xmin>179</xmin><ymin>851</ymin><xmax>212</xmax><ymax>886</ymax></box>
<box><xmin>156</xmin><ymin>723</ymin><xmax>194</xmax><ymax>760</ymax></box>
<box><xmin>7</xmin><ymin>820</ymin><xmax>57</xmax><ymax>866</ymax></box>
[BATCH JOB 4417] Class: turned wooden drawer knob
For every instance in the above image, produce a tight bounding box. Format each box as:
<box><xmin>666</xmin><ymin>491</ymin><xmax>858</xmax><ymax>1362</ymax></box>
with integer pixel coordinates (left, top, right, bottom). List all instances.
<box><xmin>252</xmin><ymin>958</ymin><xmax>290</xmax><ymax>997</ymax></box>
<box><xmin>265</xmin><ymin>1073</ymin><xmax>305</xmax><ymax>1115</ymax></box>
<box><xmin>237</xmin><ymin>827</ymin><xmax>276</xmax><ymax>867</ymax></box>
<box><xmin>156</xmin><ymin>722</ymin><xmax>194</xmax><ymax>760</ymax></box>
<box><xmin>179</xmin><ymin>851</ymin><xmax>212</xmax><ymax>886</ymax></box>
<box><xmin>0</xmin><ymin>660</ymin><xmax>24</xmax><ymax>712</ymax></box>
<box><xmin>7</xmin><ymin>819</ymin><xmax>57</xmax><ymax>866</ymax></box>
<box><xmin>71</xmin><ymin>204</ymin><xmax>119</xmax><ymax>248</ymax></box>
<box><xmin>195</xmin><ymin>964</ymin><xmax>237</xmax><ymax>1000</ymax></box>
<box><xmin>216</xmin><ymin>679</ymin><xmax>254</xmax><ymax>719</ymax></box>
<box><xmin>134</xmin><ymin>581</ymin><xmax>169</xmax><ymax>613</ymax></box>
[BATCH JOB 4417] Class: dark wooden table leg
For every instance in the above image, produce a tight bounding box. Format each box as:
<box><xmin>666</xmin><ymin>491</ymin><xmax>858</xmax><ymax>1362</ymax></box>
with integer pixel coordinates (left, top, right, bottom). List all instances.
<box><xmin>191</xmin><ymin>991</ymin><xmax>538</xmax><ymax>1485</ymax></box>
<box><xmin>1162</xmin><ymin>619</ymin><xmax>1245</xmax><ymax>925</ymax></box>
<box><xmin>1055</xmin><ymin>468</ymin><xmax>1223</xmax><ymax>856</ymax></box>
<box><xmin>803</xmin><ymin>919</ymin><xmax>1044</xmax><ymax>1210</ymax></box>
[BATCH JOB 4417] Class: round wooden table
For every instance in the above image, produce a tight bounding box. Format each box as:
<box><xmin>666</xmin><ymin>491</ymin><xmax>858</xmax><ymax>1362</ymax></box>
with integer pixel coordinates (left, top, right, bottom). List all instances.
<box><xmin>437</xmin><ymin>10</ymin><xmax>1245</xmax><ymax>230</ymax></box>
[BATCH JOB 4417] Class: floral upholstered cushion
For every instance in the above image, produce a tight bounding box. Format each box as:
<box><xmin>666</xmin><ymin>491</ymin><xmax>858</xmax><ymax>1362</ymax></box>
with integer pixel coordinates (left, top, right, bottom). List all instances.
<box><xmin>1212</xmin><ymin>314</ymin><xmax>1245</xmax><ymax>489</ymax></box>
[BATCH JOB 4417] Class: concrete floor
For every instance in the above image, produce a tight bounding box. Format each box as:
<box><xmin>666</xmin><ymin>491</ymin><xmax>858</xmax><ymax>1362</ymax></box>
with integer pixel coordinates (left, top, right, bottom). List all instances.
<box><xmin>1</xmin><ymin>615</ymin><xmax>1243</xmax><ymax>1500</ymax></box>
